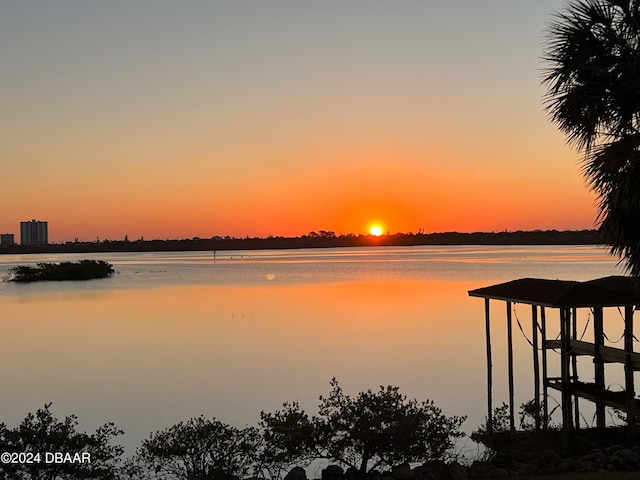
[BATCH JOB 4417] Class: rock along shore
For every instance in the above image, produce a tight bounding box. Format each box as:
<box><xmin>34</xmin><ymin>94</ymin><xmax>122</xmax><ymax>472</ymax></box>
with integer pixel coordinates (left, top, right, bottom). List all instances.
<box><xmin>270</xmin><ymin>444</ymin><xmax>640</xmax><ymax>480</ymax></box>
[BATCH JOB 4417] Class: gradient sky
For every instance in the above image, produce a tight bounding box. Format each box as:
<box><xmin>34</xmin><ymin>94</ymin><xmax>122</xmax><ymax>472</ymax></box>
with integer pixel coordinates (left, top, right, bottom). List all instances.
<box><xmin>2</xmin><ymin>1</ymin><xmax>597</xmax><ymax>242</ymax></box>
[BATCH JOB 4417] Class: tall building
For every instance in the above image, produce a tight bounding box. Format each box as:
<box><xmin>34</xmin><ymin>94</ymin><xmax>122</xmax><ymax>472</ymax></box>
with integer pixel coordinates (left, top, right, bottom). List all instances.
<box><xmin>0</xmin><ymin>234</ymin><xmax>14</xmax><ymax>246</ymax></box>
<box><xmin>20</xmin><ymin>220</ymin><xmax>48</xmax><ymax>246</ymax></box>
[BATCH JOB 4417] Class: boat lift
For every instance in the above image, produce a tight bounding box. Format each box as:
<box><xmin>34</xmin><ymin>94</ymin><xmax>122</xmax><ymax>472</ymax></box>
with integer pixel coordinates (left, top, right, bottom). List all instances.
<box><xmin>469</xmin><ymin>276</ymin><xmax>640</xmax><ymax>433</ymax></box>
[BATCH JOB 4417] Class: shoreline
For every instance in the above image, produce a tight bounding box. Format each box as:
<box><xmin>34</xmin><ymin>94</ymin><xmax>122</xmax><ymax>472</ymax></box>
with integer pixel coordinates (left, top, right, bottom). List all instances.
<box><xmin>0</xmin><ymin>229</ymin><xmax>603</xmax><ymax>256</ymax></box>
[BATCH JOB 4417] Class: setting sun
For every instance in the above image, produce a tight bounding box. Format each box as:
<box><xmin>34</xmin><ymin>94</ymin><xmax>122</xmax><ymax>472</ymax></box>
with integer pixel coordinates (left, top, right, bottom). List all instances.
<box><xmin>369</xmin><ymin>225</ymin><xmax>384</xmax><ymax>236</ymax></box>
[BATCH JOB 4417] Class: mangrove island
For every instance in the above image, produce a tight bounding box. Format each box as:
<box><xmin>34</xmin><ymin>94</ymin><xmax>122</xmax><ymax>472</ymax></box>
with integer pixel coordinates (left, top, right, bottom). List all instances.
<box><xmin>7</xmin><ymin>260</ymin><xmax>115</xmax><ymax>282</ymax></box>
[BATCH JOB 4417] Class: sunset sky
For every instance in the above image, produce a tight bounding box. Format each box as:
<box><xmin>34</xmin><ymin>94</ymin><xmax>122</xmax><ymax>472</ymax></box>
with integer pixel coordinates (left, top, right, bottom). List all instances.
<box><xmin>2</xmin><ymin>1</ymin><xmax>597</xmax><ymax>243</ymax></box>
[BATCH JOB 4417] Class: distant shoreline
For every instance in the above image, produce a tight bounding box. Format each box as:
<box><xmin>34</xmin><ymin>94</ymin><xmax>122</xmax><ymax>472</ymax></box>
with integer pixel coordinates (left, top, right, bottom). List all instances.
<box><xmin>0</xmin><ymin>229</ymin><xmax>603</xmax><ymax>255</ymax></box>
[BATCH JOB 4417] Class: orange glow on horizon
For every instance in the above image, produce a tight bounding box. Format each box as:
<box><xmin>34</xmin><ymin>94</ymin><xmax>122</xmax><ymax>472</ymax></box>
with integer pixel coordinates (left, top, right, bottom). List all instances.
<box><xmin>4</xmin><ymin>137</ymin><xmax>598</xmax><ymax>243</ymax></box>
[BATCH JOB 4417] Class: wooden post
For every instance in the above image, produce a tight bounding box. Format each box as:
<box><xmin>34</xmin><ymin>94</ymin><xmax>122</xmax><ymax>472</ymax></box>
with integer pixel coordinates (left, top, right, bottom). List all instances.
<box><xmin>624</xmin><ymin>305</ymin><xmax>635</xmax><ymax>431</ymax></box>
<box><xmin>507</xmin><ymin>301</ymin><xmax>515</xmax><ymax>431</ymax></box>
<box><xmin>572</xmin><ymin>307</ymin><xmax>580</xmax><ymax>430</ymax></box>
<box><xmin>594</xmin><ymin>307</ymin><xmax>605</xmax><ymax>430</ymax></box>
<box><xmin>485</xmin><ymin>298</ymin><xmax>493</xmax><ymax>433</ymax></box>
<box><xmin>532</xmin><ymin>304</ymin><xmax>540</xmax><ymax>430</ymax></box>
<box><xmin>560</xmin><ymin>307</ymin><xmax>573</xmax><ymax>431</ymax></box>
<box><xmin>541</xmin><ymin>307</ymin><xmax>548</xmax><ymax>430</ymax></box>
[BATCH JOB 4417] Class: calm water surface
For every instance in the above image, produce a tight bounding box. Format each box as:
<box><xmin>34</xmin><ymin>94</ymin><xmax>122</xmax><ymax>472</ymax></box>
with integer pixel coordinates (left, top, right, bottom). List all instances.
<box><xmin>0</xmin><ymin>245</ymin><xmax>625</xmax><ymax>453</ymax></box>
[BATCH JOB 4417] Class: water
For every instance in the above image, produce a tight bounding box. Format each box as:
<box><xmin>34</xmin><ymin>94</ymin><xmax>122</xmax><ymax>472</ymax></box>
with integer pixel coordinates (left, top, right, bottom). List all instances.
<box><xmin>0</xmin><ymin>245</ymin><xmax>626</xmax><ymax>455</ymax></box>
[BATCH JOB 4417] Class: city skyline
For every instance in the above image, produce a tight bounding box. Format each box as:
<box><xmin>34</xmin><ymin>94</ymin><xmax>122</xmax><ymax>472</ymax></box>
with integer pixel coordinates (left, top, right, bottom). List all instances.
<box><xmin>2</xmin><ymin>1</ymin><xmax>595</xmax><ymax>243</ymax></box>
<box><xmin>0</xmin><ymin>222</ymin><xmax>600</xmax><ymax>246</ymax></box>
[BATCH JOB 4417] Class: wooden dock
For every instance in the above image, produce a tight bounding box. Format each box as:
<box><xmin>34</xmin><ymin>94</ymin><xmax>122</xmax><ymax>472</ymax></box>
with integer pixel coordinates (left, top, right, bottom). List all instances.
<box><xmin>469</xmin><ymin>276</ymin><xmax>640</xmax><ymax>433</ymax></box>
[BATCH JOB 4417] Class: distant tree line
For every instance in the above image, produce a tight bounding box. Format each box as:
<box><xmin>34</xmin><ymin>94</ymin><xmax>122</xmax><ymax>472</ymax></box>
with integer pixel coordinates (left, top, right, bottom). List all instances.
<box><xmin>0</xmin><ymin>230</ymin><xmax>602</xmax><ymax>255</ymax></box>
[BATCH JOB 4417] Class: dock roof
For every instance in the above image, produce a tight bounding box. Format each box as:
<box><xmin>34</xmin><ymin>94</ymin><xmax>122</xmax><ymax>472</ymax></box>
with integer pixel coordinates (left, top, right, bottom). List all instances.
<box><xmin>468</xmin><ymin>276</ymin><xmax>640</xmax><ymax>308</ymax></box>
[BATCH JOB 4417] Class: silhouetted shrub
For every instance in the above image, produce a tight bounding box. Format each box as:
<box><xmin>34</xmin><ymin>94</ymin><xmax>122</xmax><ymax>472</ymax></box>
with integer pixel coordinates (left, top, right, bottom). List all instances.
<box><xmin>472</xmin><ymin>399</ymin><xmax>561</xmax><ymax>457</ymax></box>
<box><xmin>131</xmin><ymin>416</ymin><xmax>261</xmax><ymax>480</ymax></box>
<box><xmin>474</xmin><ymin>402</ymin><xmax>511</xmax><ymax>436</ymax></box>
<box><xmin>258</xmin><ymin>402</ymin><xmax>317</xmax><ymax>479</ymax></box>
<box><xmin>260</xmin><ymin>378</ymin><xmax>466</xmax><ymax>476</ymax></box>
<box><xmin>473</xmin><ymin>399</ymin><xmax>559</xmax><ymax>437</ymax></box>
<box><xmin>0</xmin><ymin>403</ymin><xmax>124</xmax><ymax>479</ymax></box>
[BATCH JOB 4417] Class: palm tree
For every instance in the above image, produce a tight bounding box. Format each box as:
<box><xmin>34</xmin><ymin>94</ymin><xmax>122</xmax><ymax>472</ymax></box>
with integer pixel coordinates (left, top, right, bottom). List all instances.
<box><xmin>542</xmin><ymin>0</ymin><xmax>640</xmax><ymax>276</ymax></box>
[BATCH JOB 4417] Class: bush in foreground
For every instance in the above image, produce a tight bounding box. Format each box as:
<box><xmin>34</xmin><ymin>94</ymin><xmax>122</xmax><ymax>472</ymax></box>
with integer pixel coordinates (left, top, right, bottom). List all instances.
<box><xmin>0</xmin><ymin>403</ymin><xmax>124</xmax><ymax>479</ymax></box>
<box><xmin>130</xmin><ymin>416</ymin><xmax>261</xmax><ymax>480</ymax></box>
<box><xmin>0</xmin><ymin>381</ymin><xmax>466</xmax><ymax>480</ymax></box>
<box><xmin>258</xmin><ymin>401</ymin><xmax>317</xmax><ymax>479</ymax></box>
<box><xmin>261</xmin><ymin>378</ymin><xmax>466</xmax><ymax>475</ymax></box>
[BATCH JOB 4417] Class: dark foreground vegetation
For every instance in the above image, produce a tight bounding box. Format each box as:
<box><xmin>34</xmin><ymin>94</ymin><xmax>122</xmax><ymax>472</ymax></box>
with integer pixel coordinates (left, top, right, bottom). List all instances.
<box><xmin>3</xmin><ymin>381</ymin><xmax>640</xmax><ymax>480</ymax></box>
<box><xmin>7</xmin><ymin>260</ymin><xmax>114</xmax><ymax>282</ymax></box>
<box><xmin>0</xmin><ymin>380</ymin><xmax>467</xmax><ymax>480</ymax></box>
<box><xmin>0</xmin><ymin>230</ymin><xmax>602</xmax><ymax>256</ymax></box>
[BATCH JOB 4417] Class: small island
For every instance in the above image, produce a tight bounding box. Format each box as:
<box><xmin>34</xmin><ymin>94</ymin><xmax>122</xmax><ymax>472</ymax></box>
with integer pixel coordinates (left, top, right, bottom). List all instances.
<box><xmin>7</xmin><ymin>260</ymin><xmax>114</xmax><ymax>282</ymax></box>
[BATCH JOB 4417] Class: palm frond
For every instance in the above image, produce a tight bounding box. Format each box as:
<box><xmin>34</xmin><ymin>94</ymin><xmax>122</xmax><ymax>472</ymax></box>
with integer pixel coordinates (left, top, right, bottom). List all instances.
<box><xmin>542</xmin><ymin>0</ymin><xmax>640</xmax><ymax>276</ymax></box>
